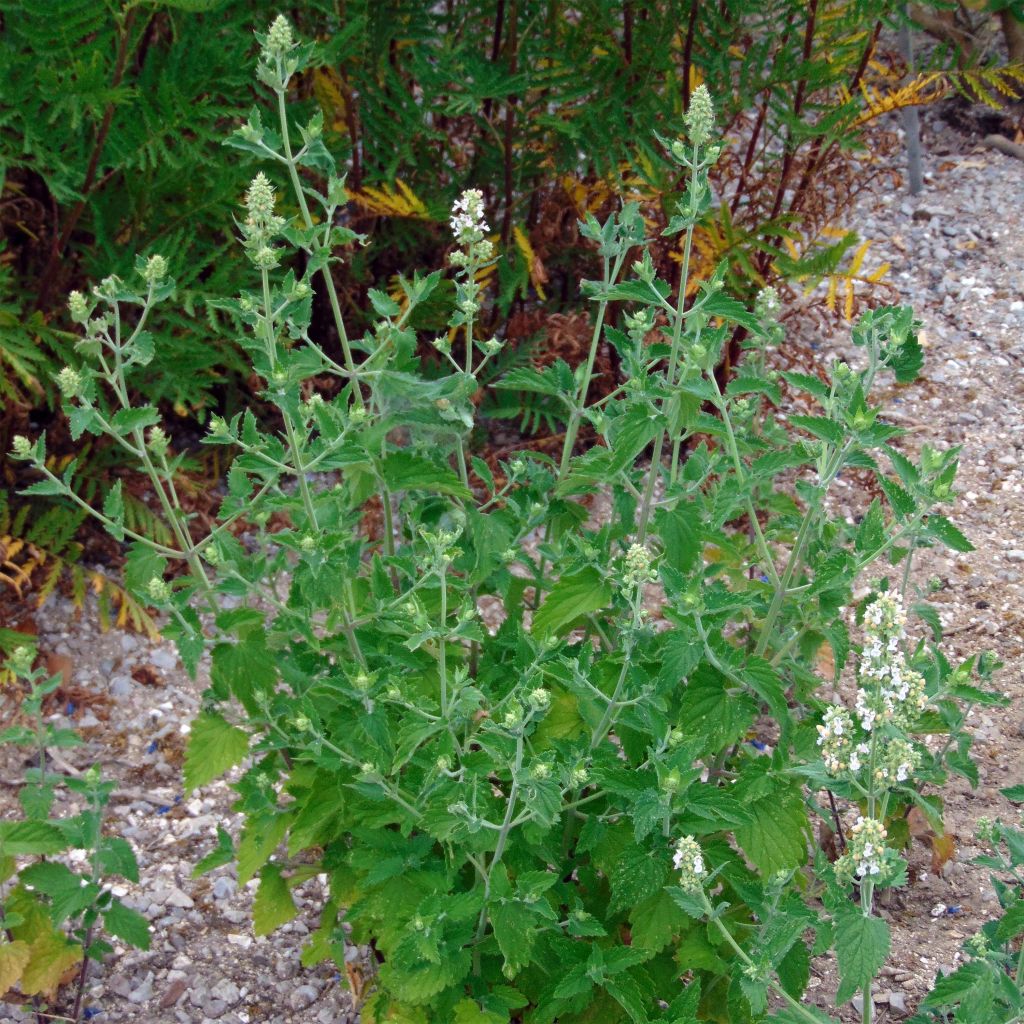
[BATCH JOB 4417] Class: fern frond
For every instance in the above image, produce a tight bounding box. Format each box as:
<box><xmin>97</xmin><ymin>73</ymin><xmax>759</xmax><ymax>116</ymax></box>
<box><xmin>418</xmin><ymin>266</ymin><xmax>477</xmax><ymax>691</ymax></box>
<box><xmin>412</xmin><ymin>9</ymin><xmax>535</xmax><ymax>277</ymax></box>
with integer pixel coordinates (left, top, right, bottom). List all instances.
<box><xmin>351</xmin><ymin>180</ymin><xmax>432</xmax><ymax>219</ymax></box>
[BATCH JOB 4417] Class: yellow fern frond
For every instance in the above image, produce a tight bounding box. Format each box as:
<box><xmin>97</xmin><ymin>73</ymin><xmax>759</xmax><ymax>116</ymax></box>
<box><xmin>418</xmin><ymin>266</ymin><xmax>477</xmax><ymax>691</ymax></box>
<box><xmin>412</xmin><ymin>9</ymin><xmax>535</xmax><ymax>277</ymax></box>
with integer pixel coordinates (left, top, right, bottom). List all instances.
<box><xmin>513</xmin><ymin>225</ymin><xmax>547</xmax><ymax>301</ymax></box>
<box><xmin>853</xmin><ymin>71</ymin><xmax>948</xmax><ymax>127</ymax></box>
<box><xmin>312</xmin><ymin>67</ymin><xmax>348</xmax><ymax>132</ymax></box>
<box><xmin>351</xmin><ymin>180</ymin><xmax>431</xmax><ymax>220</ymax></box>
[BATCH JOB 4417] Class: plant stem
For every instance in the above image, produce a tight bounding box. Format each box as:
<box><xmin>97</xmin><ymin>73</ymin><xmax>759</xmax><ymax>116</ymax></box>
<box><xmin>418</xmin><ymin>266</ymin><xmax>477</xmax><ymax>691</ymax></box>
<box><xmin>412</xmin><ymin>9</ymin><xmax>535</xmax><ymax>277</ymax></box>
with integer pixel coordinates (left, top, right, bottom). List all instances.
<box><xmin>274</xmin><ymin>86</ymin><xmax>362</xmax><ymax>409</ymax></box>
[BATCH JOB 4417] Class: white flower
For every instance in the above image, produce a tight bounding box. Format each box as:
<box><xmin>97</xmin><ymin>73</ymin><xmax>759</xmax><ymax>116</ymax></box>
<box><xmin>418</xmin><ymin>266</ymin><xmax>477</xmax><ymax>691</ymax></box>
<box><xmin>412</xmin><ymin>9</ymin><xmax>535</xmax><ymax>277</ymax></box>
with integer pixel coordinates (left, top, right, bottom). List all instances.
<box><xmin>450</xmin><ymin>189</ymin><xmax>488</xmax><ymax>244</ymax></box>
<box><xmin>673</xmin><ymin>835</ymin><xmax>706</xmax><ymax>893</ymax></box>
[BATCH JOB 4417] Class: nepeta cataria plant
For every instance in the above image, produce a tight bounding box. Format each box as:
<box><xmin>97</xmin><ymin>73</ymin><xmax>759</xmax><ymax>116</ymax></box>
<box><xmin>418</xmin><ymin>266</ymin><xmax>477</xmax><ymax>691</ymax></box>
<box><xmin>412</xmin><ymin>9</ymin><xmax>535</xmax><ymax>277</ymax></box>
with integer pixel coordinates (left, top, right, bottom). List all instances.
<box><xmin>5</xmin><ymin>17</ymin><xmax>1002</xmax><ymax>1024</ymax></box>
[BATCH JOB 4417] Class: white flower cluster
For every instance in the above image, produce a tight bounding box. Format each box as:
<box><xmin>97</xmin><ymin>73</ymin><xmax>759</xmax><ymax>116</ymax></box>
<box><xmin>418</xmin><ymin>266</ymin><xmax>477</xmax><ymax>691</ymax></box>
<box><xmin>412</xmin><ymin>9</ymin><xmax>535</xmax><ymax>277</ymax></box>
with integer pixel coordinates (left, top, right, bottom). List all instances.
<box><xmin>836</xmin><ymin>815</ymin><xmax>888</xmax><ymax>880</ymax></box>
<box><xmin>450</xmin><ymin>189</ymin><xmax>488</xmax><ymax>244</ymax></box>
<box><xmin>673</xmin><ymin>835</ymin><xmax>706</xmax><ymax>894</ymax></box>
<box><xmin>817</xmin><ymin>594</ymin><xmax>925</xmax><ymax>787</ymax></box>
<box><xmin>855</xmin><ymin>593</ymin><xmax>927</xmax><ymax>732</ymax></box>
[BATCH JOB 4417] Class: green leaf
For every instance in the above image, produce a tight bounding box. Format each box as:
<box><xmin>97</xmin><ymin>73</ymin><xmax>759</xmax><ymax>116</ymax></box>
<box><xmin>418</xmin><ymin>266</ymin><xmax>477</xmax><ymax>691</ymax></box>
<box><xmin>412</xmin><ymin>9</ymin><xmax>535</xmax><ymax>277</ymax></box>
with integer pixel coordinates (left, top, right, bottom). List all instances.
<box><xmin>630</xmin><ymin>892</ymin><xmax>688</xmax><ymax>952</ymax></box>
<box><xmin>604</xmin><ymin>971</ymin><xmax>649</xmax><ymax>1023</ymax></box>
<box><xmin>210</xmin><ymin>637</ymin><xmax>277</xmax><ymax>711</ymax></box>
<box><xmin>610</xmin><ymin>844</ymin><xmax>666</xmax><ymax>913</ymax></box>
<box><xmin>926</xmin><ymin>515</ymin><xmax>974</xmax><ymax>553</ymax></box>
<box><xmin>254</xmin><ymin>864</ymin><xmax>298</xmax><ymax>936</ymax></box>
<box><xmin>834</xmin><ymin>907</ymin><xmax>890</xmax><ymax>1004</ymax></box>
<box><xmin>994</xmin><ymin>901</ymin><xmax>1024</xmax><ymax>941</ymax></box>
<box><xmin>368</xmin><ymin>288</ymin><xmax>400</xmax><ymax>317</ymax></box>
<box><xmin>453</xmin><ymin>998</ymin><xmax>506</xmax><ymax>1024</ymax></box>
<box><xmin>855</xmin><ymin>499</ymin><xmax>885</xmax><ymax>554</ymax></box>
<box><xmin>735</xmin><ymin>786</ymin><xmax>809</xmax><ymax>875</ymax></box>
<box><xmin>94</xmin><ymin>837</ymin><xmax>139</xmax><ymax>882</ymax></box>
<box><xmin>103</xmin><ymin>900</ymin><xmax>152</xmax><ymax>950</ymax></box>
<box><xmin>102</xmin><ymin>479</ymin><xmax>124</xmax><ymax>541</ymax></box>
<box><xmin>0</xmin><ymin>821</ymin><xmax>66</xmax><ymax>856</ymax></box>
<box><xmin>1001</xmin><ymin>785</ymin><xmax>1024</xmax><ymax>802</ymax></box>
<box><xmin>193</xmin><ymin>827</ymin><xmax>236</xmax><ymax>877</ymax></box>
<box><xmin>700</xmin><ymin>291</ymin><xmax>761</xmax><ymax>333</ymax></box>
<box><xmin>380</xmin><ymin>451</ymin><xmax>473</xmax><ymax>500</ymax></box>
<box><xmin>655</xmin><ymin>502</ymin><xmax>702</xmax><ymax>574</ymax></box>
<box><xmin>532</xmin><ymin>567</ymin><xmax>612</xmax><ymax>638</ymax></box>
<box><xmin>490</xmin><ymin>901</ymin><xmax>536</xmax><ymax>978</ymax></box>
<box><xmin>110</xmin><ymin>407</ymin><xmax>161</xmax><ymax>434</ymax></box>
<box><xmin>788</xmin><ymin>415</ymin><xmax>845</xmax><ymax>447</ymax></box>
<box><xmin>183</xmin><ymin>712</ymin><xmax>250</xmax><ymax>792</ymax></box>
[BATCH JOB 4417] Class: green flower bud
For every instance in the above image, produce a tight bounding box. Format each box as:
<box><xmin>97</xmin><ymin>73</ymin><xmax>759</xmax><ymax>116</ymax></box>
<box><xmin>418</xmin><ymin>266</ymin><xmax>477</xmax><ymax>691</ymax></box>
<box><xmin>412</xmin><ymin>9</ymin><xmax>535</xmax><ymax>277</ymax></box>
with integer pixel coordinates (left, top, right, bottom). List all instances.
<box><xmin>246</xmin><ymin>173</ymin><xmax>276</xmax><ymax>223</ymax></box>
<box><xmin>11</xmin><ymin>435</ymin><xmax>32</xmax><ymax>458</ymax></box>
<box><xmin>8</xmin><ymin>646</ymin><xmax>35</xmax><ymax>677</ymax></box>
<box><xmin>252</xmin><ymin>245</ymin><xmax>280</xmax><ymax>270</ymax></box>
<box><xmin>56</xmin><ymin>367</ymin><xmax>82</xmax><ymax>398</ymax></box>
<box><xmin>263</xmin><ymin>15</ymin><xmax>295</xmax><ymax>59</ymax></box>
<box><xmin>684</xmin><ymin>85</ymin><xmax>715</xmax><ymax>147</ymax></box>
<box><xmin>142</xmin><ymin>254</ymin><xmax>168</xmax><ymax>286</ymax></box>
<box><xmin>527</xmin><ymin>687</ymin><xmax>550</xmax><ymax>710</ymax></box>
<box><xmin>147</xmin><ymin>576</ymin><xmax>170</xmax><ymax>602</ymax></box>
<box><xmin>68</xmin><ymin>290</ymin><xmax>89</xmax><ymax>323</ymax></box>
<box><xmin>148</xmin><ymin>426</ymin><xmax>170</xmax><ymax>457</ymax></box>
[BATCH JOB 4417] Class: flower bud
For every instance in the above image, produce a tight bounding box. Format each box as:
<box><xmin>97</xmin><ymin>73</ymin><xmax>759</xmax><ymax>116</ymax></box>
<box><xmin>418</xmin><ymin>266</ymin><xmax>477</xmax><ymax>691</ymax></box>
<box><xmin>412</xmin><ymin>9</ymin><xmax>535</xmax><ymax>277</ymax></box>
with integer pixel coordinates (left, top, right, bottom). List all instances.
<box><xmin>246</xmin><ymin>173</ymin><xmax>276</xmax><ymax>223</ymax></box>
<box><xmin>11</xmin><ymin>435</ymin><xmax>32</xmax><ymax>458</ymax></box>
<box><xmin>527</xmin><ymin>687</ymin><xmax>550</xmax><ymax>710</ymax></box>
<box><xmin>684</xmin><ymin>85</ymin><xmax>715</xmax><ymax>147</ymax></box>
<box><xmin>263</xmin><ymin>14</ymin><xmax>295</xmax><ymax>59</ymax></box>
<box><xmin>142</xmin><ymin>254</ymin><xmax>168</xmax><ymax>286</ymax></box>
<box><xmin>68</xmin><ymin>290</ymin><xmax>89</xmax><ymax>323</ymax></box>
<box><xmin>8</xmin><ymin>646</ymin><xmax>35</xmax><ymax>677</ymax></box>
<box><xmin>56</xmin><ymin>367</ymin><xmax>82</xmax><ymax>399</ymax></box>
<box><xmin>147</xmin><ymin>576</ymin><xmax>170</xmax><ymax>602</ymax></box>
<box><xmin>148</xmin><ymin>426</ymin><xmax>170</xmax><ymax>457</ymax></box>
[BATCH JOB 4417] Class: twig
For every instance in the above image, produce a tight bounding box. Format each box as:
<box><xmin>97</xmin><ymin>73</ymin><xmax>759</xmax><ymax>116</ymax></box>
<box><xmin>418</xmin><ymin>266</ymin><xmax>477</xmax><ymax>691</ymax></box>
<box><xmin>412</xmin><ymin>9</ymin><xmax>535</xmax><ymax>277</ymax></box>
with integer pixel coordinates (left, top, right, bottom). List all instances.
<box><xmin>984</xmin><ymin>134</ymin><xmax>1024</xmax><ymax>161</ymax></box>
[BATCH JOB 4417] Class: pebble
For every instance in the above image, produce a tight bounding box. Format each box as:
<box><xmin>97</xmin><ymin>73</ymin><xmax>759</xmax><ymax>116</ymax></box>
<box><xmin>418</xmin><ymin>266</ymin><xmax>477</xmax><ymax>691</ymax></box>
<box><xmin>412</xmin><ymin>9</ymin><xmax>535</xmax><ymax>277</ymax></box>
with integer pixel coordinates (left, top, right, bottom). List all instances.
<box><xmin>129</xmin><ymin>971</ymin><xmax>154</xmax><ymax>1004</ymax></box>
<box><xmin>213</xmin><ymin>876</ymin><xmax>237</xmax><ymax>900</ymax></box>
<box><xmin>288</xmin><ymin>985</ymin><xmax>319</xmax><ymax>1012</ymax></box>
<box><xmin>110</xmin><ymin>674</ymin><xmax>133</xmax><ymax>697</ymax></box>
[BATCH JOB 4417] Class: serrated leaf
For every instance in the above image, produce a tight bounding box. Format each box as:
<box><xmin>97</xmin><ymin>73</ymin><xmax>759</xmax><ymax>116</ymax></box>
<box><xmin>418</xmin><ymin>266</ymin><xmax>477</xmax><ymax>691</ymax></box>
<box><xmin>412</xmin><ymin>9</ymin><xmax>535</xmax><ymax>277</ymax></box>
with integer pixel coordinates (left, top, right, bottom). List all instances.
<box><xmin>834</xmin><ymin>907</ymin><xmax>890</xmax><ymax>1004</ymax></box>
<box><xmin>926</xmin><ymin>515</ymin><xmax>974</xmax><ymax>553</ymax></box>
<box><xmin>604</xmin><ymin>971</ymin><xmax>649</xmax><ymax>1023</ymax></box>
<box><xmin>630</xmin><ymin>892</ymin><xmax>688</xmax><ymax>952</ymax></box>
<box><xmin>95</xmin><ymin>836</ymin><xmax>139</xmax><ymax>882</ymax></box>
<box><xmin>183</xmin><ymin>712</ymin><xmax>250</xmax><ymax>792</ymax></box>
<box><xmin>532</xmin><ymin>567</ymin><xmax>612</xmax><ymax>638</ymax></box>
<box><xmin>0</xmin><ymin>939</ymin><xmax>31</xmax><ymax>995</ymax></box>
<box><xmin>788</xmin><ymin>415</ymin><xmax>845</xmax><ymax>447</ymax></box>
<box><xmin>0</xmin><ymin>821</ymin><xmax>66</xmax><ymax>856</ymax></box>
<box><xmin>994</xmin><ymin>901</ymin><xmax>1024</xmax><ymax>941</ymax></box>
<box><xmin>490</xmin><ymin>901</ymin><xmax>536</xmax><ymax>977</ymax></box>
<box><xmin>735</xmin><ymin>787</ymin><xmax>809</xmax><ymax>875</ymax></box>
<box><xmin>855</xmin><ymin>499</ymin><xmax>885</xmax><ymax>554</ymax></box>
<box><xmin>655</xmin><ymin>502</ymin><xmax>702</xmax><ymax>574</ymax></box>
<box><xmin>610</xmin><ymin>845</ymin><xmax>666</xmax><ymax>913</ymax></box>
<box><xmin>18</xmin><ymin>927</ymin><xmax>81</xmax><ymax>997</ymax></box>
<box><xmin>254</xmin><ymin>864</ymin><xmax>297</xmax><ymax>936</ymax></box>
<box><xmin>380</xmin><ymin>451</ymin><xmax>472</xmax><ymax>500</ymax></box>
<box><xmin>103</xmin><ymin>900</ymin><xmax>151</xmax><ymax>949</ymax></box>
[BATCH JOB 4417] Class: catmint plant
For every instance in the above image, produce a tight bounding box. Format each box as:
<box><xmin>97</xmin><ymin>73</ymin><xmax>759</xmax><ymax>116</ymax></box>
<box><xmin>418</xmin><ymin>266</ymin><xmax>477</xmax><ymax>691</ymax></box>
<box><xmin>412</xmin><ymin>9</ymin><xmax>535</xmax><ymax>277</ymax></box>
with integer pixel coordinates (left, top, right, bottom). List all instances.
<box><xmin>0</xmin><ymin>648</ymin><xmax>150</xmax><ymax>1020</ymax></box>
<box><xmin>7</xmin><ymin>18</ymin><xmax>1002</xmax><ymax>1023</ymax></box>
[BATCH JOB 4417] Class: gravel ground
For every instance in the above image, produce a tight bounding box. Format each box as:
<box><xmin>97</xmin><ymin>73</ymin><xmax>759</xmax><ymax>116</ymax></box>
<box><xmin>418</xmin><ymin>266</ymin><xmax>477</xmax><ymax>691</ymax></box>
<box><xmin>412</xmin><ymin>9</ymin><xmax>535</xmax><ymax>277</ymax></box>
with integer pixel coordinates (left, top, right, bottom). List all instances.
<box><xmin>2</xmin><ymin>101</ymin><xmax>1023</xmax><ymax>1023</ymax></box>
